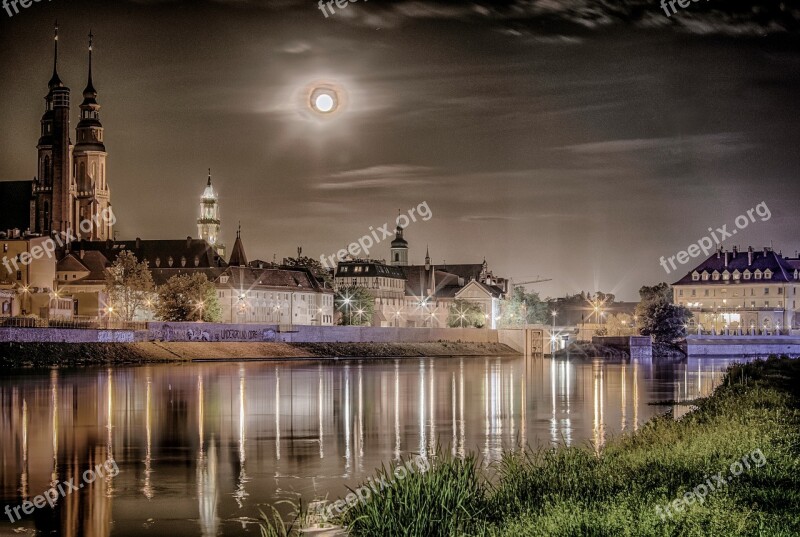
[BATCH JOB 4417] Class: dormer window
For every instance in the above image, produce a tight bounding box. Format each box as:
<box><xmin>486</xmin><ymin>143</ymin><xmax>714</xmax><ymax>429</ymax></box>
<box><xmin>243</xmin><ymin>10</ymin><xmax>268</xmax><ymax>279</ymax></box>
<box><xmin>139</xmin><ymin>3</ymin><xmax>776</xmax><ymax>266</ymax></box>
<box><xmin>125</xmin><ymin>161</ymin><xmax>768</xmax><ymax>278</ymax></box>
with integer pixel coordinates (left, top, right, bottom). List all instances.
<box><xmin>795</xmin><ymin>270</ymin><xmax>799</xmax><ymax>280</ymax></box>
<box><xmin>194</xmin><ymin>256</ymin><xmax>200</xmax><ymax>267</ymax></box>
<box><xmin>155</xmin><ymin>257</ymin><xmax>161</xmax><ymax>268</ymax></box>
<box><xmin>220</xmin><ymin>275</ymin><xmax>229</xmax><ymax>284</ymax></box>
<box><xmin>181</xmin><ymin>256</ymin><xmax>187</xmax><ymax>267</ymax></box>
<box><xmin>754</xmin><ymin>270</ymin><xmax>762</xmax><ymax>280</ymax></box>
<box><xmin>712</xmin><ymin>270</ymin><xmax>721</xmax><ymax>281</ymax></box>
<box><xmin>743</xmin><ymin>270</ymin><xmax>751</xmax><ymax>280</ymax></box>
<box><xmin>702</xmin><ymin>271</ymin><xmax>710</xmax><ymax>281</ymax></box>
<box><xmin>168</xmin><ymin>256</ymin><xmax>174</xmax><ymax>267</ymax></box>
<box><xmin>722</xmin><ymin>270</ymin><xmax>731</xmax><ymax>280</ymax></box>
<box><xmin>692</xmin><ymin>271</ymin><xmax>700</xmax><ymax>281</ymax></box>
<box><xmin>733</xmin><ymin>270</ymin><xmax>741</xmax><ymax>280</ymax></box>
<box><xmin>764</xmin><ymin>269</ymin><xmax>772</xmax><ymax>280</ymax></box>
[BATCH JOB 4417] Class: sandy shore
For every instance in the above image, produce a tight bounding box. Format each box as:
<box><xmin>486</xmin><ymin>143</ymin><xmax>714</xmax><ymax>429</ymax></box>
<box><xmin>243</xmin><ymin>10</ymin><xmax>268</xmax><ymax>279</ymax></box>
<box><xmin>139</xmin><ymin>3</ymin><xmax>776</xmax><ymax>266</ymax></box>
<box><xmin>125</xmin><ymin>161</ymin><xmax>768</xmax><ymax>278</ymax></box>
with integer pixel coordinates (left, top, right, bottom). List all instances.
<box><xmin>0</xmin><ymin>341</ymin><xmax>518</xmax><ymax>367</ymax></box>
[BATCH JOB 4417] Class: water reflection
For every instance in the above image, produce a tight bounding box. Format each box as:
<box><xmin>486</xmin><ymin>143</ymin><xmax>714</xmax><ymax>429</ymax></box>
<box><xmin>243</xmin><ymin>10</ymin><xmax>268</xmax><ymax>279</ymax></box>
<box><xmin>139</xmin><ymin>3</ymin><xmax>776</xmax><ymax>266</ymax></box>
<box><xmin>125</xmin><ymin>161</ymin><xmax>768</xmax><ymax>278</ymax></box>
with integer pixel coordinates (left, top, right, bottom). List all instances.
<box><xmin>0</xmin><ymin>356</ymin><xmax>745</xmax><ymax>536</ymax></box>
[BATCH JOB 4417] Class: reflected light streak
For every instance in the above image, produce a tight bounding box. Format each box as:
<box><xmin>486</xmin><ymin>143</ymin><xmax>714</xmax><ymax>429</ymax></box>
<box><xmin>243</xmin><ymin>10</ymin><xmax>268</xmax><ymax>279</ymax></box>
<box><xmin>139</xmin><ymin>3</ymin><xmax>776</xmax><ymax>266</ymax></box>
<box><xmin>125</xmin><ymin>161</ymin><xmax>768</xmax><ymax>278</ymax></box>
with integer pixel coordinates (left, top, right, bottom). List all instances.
<box><xmin>143</xmin><ymin>376</ymin><xmax>153</xmax><ymax>499</ymax></box>
<box><xmin>419</xmin><ymin>360</ymin><xmax>426</xmax><ymax>458</ymax></box>
<box><xmin>344</xmin><ymin>365</ymin><xmax>351</xmax><ymax>475</ymax></box>
<box><xmin>21</xmin><ymin>397</ymin><xmax>28</xmax><ymax>500</ymax></box>
<box><xmin>429</xmin><ymin>360</ymin><xmax>435</xmax><ymax>455</ymax></box>
<box><xmin>319</xmin><ymin>365</ymin><xmax>324</xmax><ymax>459</ymax></box>
<box><xmin>51</xmin><ymin>370</ymin><xmax>58</xmax><ymax>486</ymax></box>
<box><xmin>358</xmin><ymin>364</ymin><xmax>364</xmax><ymax>470</ymax></box>
<box><xmin>234</xmin><ymin>370</ymin><xmax>248</xmax><ymax>507</ymax></box>
<box><xmin>275</xmin><ymin>369</ymin><xmax>281</xmax><ymax>461</ymax></box>
<box><xmin>394</xmin><ymin>361</ymin><xmax>400</xmax><ymax>461</ymax></box>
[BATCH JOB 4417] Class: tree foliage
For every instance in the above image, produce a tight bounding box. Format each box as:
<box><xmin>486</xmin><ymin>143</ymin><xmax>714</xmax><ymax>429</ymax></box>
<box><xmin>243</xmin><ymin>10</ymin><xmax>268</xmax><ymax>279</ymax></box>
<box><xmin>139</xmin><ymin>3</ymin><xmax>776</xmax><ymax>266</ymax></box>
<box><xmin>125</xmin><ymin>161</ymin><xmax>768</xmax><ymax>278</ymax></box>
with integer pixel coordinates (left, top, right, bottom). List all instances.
<box><xmin>499</xmin><ymin>287</ymin><xmax>549</xmax><ymax>327</ymax></box>
<box><xmin>104</xmin><ymin>250</ymin><xmax>155</xmax><ymax>321</ymax></box>
<box><xmin>635</xmin><ymin>283</ymin><xmax>692</xmax><ymax>343</ymax></box>
<box><xmin>283</xmin><ymin>256</ymin><xmax>333</xmax><ymax>286</ymax></box>
<box><xmin>447</xmin><ymin>299</ymin><xmax>486</xmax><ymax>328</ymax></box>
<box><xmin>335</xmin><ymin>285</ymin><xmax>375</xmax><ymax>326</ymax></box>
<box><xmin>155</xmin><ymin>273</ymin><xmax>222</xmax><ymax>322</ymax></box>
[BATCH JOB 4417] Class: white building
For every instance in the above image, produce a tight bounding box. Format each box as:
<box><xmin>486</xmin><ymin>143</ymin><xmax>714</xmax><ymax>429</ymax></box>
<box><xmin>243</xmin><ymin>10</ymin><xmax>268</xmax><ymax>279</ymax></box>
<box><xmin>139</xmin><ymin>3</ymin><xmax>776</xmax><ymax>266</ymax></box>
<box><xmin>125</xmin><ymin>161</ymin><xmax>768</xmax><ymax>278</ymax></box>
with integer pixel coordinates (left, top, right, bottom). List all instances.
<box><xmin>673</xmin><ymin>246</ymin><xmax>800</xmax><ymax>334</ymax></box>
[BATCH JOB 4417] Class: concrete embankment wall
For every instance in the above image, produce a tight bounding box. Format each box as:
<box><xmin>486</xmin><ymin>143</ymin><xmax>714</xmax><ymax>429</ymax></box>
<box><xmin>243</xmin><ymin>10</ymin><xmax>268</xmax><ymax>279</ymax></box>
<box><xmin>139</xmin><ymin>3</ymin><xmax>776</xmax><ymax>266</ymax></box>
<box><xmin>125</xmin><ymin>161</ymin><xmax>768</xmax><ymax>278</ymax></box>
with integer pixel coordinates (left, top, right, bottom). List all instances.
<box><xmin>142</xmin><ymin>323</ymin><xmax>499</xmax><ymax>344</ymax></box>
<box><xmin>686</xmin><ymin>335</ymin><xmax>800</xmax><ymax>356</ymax></box>
<box><xmin>0</xmin><ymin>328</ymin><xmax>135</xmax><ymax>343</ymax></box>
<box><xmin>0</xmin><ymin>323</ymin><xmax>502</xmax><ymax>345</ymax></box>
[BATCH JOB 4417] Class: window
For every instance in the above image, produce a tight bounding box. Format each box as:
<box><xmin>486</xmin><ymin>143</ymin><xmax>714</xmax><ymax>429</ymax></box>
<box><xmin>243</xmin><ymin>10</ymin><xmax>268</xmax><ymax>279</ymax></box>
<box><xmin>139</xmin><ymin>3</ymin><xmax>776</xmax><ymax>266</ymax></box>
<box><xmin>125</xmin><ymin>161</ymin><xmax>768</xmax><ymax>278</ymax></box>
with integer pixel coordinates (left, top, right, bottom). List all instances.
<box><xmin>778</xmin><ymin>288</ymin><xmax>783</xmax><ymax>295</ymax></box>
<box><xmin>691</xmin><ymin>289</ymin><xmax>696</xmax><ymax>297</ymax></box>
<box><xmin>702</xmin><ymin>272</ymin><xmax>710</xmax><ymax>281</ymax></box>
<box><xmin>743</xmin><ymin>270</ymin><xmax>751</xmax><ymax>280</ymax></box>
<box><xmin>679</xmin><ymin>290</ymin><xmax>684</xmax><ymax>297</ymax></box>
<box><xmin>765</xmin><ymin>288</ymin><xmax>770</xmax><ymax>295</ymax></box>
<box><xmin>704</xmin><ymin>290</ymin><xmax>710</xmax><ymax>297</ymax></box>
<box><xmin>712</xmin><ymin>271</ymin><xmax>720</xmax><ymax>281</ymax></box>
<box><xmin>692</xmin><ymin>272</ymin><xmax>700</xmax><ymax>281</ymax></box>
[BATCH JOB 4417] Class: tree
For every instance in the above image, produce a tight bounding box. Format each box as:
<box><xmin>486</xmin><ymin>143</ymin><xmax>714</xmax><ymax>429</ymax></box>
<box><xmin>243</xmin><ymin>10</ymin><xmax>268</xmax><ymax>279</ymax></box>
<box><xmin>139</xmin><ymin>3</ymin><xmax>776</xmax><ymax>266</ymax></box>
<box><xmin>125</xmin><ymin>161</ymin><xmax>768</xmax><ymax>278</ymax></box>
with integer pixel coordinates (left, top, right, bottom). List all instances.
<box><xmin>155</xmin><ymin>273</ymin><xmax>222</xmax><ymax>322</ymax></box>
<box><xmin>499</xmin><ymin>287</ymin><xmax>549</xmax><ymax>327</ymax></box>
<box><xmin>283</xmin><ymin>256</ymin><xmax>333</xmax><ymax>287</ymax></box>
<box><xmin>635</xmin><ymin>283</ymin><xmax>692</xmax><ymax>343</ymax></box>
<box><xmin>605</xmin><ymin>313</ymin><xmax>635</xmax><ymax>336</ymax></box>
<box><xmin>104</xmin><ymin>251</ymin><xmax>155</xmax><ymax>321</ymax></box>
<box><xmin>447</xmin><ymin>299</ymin><xmax>486</xmax><ymax>328</ymax></box>
<box><xmin>335</xmin><ymin>286</ymin><xmax>374</xmax><ymax>326</ymax></box>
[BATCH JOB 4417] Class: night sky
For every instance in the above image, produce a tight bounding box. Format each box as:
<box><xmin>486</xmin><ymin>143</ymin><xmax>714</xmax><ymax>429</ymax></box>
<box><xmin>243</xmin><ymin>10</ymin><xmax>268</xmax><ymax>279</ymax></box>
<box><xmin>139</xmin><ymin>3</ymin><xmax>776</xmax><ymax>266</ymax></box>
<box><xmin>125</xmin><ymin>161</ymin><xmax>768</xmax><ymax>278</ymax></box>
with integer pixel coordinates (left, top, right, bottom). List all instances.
<box><xmin>1</xmin><ymin>0</ymin><xmax>798</xmax><ymax>300</ymax></box>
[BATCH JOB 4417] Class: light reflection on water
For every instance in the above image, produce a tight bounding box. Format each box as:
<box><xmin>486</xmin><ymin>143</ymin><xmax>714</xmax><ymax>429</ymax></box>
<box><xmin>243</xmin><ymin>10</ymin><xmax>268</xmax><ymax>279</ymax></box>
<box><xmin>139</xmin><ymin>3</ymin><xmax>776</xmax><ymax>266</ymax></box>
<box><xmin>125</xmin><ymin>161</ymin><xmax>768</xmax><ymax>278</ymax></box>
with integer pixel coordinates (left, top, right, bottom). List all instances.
<box><xmin>0</xmin><ymin>355</ymin><xmax>745</xmax><ymax>536</ymax></box>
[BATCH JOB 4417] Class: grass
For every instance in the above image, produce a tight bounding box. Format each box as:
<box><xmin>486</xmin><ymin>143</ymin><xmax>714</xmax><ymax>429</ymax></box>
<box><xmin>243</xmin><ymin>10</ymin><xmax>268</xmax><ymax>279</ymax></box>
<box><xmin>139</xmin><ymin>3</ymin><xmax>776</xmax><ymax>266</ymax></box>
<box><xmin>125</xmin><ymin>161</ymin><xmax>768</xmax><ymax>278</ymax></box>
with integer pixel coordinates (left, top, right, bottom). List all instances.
<box><xmin>260</xmin><ymin>356</ymin><xmax>800</xmax><ymax>536</ymax></box>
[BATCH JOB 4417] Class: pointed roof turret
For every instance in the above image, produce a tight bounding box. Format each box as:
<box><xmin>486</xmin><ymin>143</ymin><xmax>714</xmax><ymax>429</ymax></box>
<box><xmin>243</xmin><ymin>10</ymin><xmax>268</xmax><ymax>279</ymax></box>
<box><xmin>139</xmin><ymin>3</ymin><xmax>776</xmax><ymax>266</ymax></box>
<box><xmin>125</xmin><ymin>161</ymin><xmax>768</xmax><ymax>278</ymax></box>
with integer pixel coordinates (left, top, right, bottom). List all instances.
<box><xmin>81</xmin><ymin>31</ymin><xmax>98</xmax><ymax>105</ymax></box>
<box><xmin>228</xmin><ymin>223</ymin><xmax>248</xmax><ymax>267</ymax></box>
<box><xmin>48</xmin><ymin>22</ymin><xmax>64</xmax><ymax>89</ymax></box>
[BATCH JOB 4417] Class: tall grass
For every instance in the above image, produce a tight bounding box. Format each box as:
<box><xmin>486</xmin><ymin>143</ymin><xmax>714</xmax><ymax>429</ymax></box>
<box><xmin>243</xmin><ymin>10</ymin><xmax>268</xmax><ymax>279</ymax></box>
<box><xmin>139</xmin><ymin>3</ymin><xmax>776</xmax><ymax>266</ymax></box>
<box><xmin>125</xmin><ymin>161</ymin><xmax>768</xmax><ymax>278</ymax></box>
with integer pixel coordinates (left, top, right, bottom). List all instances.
<box><xmin>260</xmin><ymin>356</ymin><xmax>800</xmax><ymax>536</ymax></box>
<box><xmin>340</xmin><ymin>451</ymin><xmax>487</xmax><ymax>536</ymax></box>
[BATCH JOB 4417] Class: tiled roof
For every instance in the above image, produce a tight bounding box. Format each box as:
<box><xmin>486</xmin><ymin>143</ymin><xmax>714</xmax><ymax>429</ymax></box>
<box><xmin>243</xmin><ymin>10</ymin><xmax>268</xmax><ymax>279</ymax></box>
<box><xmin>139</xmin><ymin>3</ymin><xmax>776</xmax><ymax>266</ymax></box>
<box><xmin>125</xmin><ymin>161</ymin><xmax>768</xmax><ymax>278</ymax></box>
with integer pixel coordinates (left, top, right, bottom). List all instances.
<box><xmin>672</xmin><ymin>248</ymin><xmax>799</xmax><ymax>285</ymax></box>
<box><xmin>335</xmin><ymin>261</ymin><xmax>405</xmax><ymax>279</ymax></box>
<box><xmin>218</xmin><ymin>266</ymin><xmax>330</xmax><ymax>293</ymax></box>
<box><xmin>71</xmin><ymin>239</ymin><xmax>227</xmax><ymax>270</ymax></box>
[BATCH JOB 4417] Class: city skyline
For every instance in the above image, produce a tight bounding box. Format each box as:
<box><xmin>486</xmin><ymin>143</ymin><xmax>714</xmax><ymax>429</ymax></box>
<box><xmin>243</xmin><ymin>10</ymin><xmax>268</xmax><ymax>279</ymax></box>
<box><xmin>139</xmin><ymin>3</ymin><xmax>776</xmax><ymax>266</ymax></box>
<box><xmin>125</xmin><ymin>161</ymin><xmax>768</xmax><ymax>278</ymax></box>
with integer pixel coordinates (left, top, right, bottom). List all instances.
<box><xmin>1</xmin><ymin>1</ymin><xmax>799</xmax><ymax>300</ymax></box>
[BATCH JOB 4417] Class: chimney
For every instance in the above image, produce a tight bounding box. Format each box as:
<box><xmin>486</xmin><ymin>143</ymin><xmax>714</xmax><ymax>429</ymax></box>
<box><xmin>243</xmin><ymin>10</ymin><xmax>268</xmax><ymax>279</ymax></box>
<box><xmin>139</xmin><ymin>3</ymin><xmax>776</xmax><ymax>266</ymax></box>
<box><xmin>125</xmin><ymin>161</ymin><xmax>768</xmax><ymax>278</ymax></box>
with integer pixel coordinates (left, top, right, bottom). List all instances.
<box><xmin>748</xmin><ymin>246</ymin><xmax>754</xmax><ymax>266</ymax></box>
<box><xmin>724</xmin><ymin>250</ymin><xmax>729</xmax><ymax>268</ymax></box>
<box><xmin>80</xmin><ymin>249</ymin><xmax>85</xmax><ymax>260</ymax></box>
<box><xmin>732</xmin><ymin>246</ymin><xmax>738</xmax><ymax>257</ymax></box>
<box><xmin>187</xmin><ymin>236</ymin><xmax>192</xmax><ymax>249</ymax></box>
<box><xmin>716</xmin><ymin>247</ymin><xmax>721</xmax><ymax>259</ymax></box>
<box><xmin>135</xmin><ymin>237</ymin><xmax>141</xmax><ymax>249</ymax></box>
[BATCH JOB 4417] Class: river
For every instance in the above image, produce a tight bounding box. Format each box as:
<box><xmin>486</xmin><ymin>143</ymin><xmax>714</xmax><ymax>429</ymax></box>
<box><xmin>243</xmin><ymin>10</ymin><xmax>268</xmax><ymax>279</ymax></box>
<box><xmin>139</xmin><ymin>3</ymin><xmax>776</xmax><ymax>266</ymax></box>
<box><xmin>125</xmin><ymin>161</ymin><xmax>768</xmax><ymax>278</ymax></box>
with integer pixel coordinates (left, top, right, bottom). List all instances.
<box><xmin>0</xmin><ymin>355</ymin><xmax>746</xmax><ymax>536</ymax></box>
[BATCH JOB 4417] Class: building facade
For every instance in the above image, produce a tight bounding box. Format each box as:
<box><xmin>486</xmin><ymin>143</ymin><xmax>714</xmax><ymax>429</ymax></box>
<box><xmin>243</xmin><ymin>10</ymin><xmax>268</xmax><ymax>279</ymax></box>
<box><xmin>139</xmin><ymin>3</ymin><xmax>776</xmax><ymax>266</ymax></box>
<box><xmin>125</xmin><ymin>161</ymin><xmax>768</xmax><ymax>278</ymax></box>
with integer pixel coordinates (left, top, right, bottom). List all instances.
<box><xmin>335</xmin><ymin>228</ymin><xmax>507</xmax><ymax>328</ymax></box>
<box><xmin>673</xmin><ymin>246</ymin><xmax>800</xmax><ymax>334</ymax></box>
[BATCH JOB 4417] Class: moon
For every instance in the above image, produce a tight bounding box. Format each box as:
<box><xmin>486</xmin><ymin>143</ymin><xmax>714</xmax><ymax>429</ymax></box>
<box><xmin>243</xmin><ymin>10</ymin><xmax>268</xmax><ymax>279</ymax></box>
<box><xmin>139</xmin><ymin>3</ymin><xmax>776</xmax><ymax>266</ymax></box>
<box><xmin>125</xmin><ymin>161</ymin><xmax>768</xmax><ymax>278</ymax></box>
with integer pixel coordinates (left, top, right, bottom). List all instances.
<box><xmin>315</xmin><ymin>93</ymin><xmax>335</xmax><ymax>113</ymax></box>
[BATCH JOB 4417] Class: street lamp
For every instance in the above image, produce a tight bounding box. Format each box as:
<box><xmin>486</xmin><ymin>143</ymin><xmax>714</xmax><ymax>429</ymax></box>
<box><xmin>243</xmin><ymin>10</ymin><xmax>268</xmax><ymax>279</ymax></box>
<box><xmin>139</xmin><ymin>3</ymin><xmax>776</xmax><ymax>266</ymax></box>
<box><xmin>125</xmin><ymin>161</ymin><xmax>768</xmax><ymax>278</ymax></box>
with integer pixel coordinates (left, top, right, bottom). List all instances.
<box><xmin>551</xmin><ymin>310</ymin><xmax>557</xmax><ymax>354</ymax></box>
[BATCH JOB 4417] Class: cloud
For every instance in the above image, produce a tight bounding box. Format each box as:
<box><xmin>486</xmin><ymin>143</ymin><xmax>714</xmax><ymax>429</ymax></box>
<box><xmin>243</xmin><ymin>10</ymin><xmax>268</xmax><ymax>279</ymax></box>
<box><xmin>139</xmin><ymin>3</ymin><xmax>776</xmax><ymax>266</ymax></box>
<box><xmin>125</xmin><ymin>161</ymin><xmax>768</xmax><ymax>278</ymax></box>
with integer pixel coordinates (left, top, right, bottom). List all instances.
<box><xmin>555</xmin><ymin>133</ymin><xmax>753</xmax><ymax>155</ymax></box>
<box><xmin>315</xmin><ymin>165</ymin><xmax>435</xmax><ymax>190</ymax></box>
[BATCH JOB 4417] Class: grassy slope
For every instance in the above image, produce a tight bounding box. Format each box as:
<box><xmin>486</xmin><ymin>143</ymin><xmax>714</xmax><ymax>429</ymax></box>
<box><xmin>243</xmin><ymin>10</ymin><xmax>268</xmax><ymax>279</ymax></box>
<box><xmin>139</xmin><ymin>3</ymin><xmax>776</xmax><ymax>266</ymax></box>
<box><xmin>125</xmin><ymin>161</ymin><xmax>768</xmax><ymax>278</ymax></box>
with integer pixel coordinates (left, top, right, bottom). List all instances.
<box><xmin>338</xmin><ymin>357</ymin><xmax>800</xmax><ymax>537</ymax></box>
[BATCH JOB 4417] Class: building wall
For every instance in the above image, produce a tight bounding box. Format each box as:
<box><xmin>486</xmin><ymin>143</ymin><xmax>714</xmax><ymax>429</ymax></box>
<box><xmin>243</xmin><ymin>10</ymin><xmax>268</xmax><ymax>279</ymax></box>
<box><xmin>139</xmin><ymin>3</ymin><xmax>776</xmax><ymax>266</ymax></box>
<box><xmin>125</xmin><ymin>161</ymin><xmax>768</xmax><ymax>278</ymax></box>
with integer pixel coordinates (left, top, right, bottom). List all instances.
<box><xmin>217</xmin><ymin>288</ymin><xmax>334</xmax><ymax>326</ymax></box>
<box><xmin>674</xmin><ymin>282</ymin><xmax>799</xmax><ymax>332</ymax></box>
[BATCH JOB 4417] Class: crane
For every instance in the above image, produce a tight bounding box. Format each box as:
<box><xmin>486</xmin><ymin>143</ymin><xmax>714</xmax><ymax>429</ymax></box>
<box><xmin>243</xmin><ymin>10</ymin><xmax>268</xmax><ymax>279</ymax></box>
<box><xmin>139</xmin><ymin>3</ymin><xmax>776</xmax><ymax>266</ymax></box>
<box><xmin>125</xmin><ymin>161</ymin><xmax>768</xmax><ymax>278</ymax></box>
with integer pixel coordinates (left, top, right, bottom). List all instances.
<box><xmin>512</xmin><ymin>277</ymin><xmax>552</xmax><ymax>288</ymax></box>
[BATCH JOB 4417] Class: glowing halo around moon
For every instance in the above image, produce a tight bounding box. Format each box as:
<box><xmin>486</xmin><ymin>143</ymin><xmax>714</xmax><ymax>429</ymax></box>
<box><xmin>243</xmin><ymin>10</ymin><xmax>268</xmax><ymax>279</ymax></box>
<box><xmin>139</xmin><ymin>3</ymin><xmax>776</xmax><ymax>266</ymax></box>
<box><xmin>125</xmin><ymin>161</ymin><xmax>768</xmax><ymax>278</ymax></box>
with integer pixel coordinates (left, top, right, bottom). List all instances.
<box><xmin>300</xmin><ymin>81</ymin><xmax>348</xmax><ymax>120</ymax></box>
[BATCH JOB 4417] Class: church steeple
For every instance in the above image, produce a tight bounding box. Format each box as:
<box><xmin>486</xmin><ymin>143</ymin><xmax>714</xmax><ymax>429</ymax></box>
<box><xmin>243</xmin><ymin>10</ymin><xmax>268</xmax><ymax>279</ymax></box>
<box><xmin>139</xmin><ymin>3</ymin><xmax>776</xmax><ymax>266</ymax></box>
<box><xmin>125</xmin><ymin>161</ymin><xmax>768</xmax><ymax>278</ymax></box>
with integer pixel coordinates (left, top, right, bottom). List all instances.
<box><xmin>228</xmin><ymin>224</ymin><xmax>248</xmax><ymax>267</ymax></box>
<box><xmin>198</xmin><ymin>169</ymin><xmax>225</xmax><ymax>259</ymax></box>
<box><xmin>82</xmin><ymin>31</ymin><xmax>97</xmax><ymax>103</ymax></box>
<box><xmin>48</xmin><ymin>22</ymin><xmax>63</xmax><ymax>89</ymax></box>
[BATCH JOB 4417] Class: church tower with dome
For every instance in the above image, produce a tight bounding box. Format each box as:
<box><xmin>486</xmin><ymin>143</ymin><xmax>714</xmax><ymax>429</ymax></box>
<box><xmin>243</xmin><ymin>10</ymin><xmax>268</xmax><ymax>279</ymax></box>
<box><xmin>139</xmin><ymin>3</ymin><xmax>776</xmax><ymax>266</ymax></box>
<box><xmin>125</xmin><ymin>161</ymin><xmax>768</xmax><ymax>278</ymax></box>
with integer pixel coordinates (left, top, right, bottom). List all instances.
<box><xmin>197</xmin><ymin>170</ymin><xmax>225</xmax><ymax>258</ymax></box>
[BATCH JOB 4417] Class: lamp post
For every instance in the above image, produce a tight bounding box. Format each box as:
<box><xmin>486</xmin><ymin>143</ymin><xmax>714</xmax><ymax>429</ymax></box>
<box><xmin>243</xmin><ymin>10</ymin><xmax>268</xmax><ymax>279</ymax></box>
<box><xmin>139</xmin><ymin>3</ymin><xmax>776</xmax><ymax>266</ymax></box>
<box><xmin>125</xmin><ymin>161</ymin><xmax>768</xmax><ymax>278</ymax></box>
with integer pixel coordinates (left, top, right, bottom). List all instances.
<box><xmin>551</xmin><ymin>310</ymin><xmax>557</xmax><ymax>354</ymax></box>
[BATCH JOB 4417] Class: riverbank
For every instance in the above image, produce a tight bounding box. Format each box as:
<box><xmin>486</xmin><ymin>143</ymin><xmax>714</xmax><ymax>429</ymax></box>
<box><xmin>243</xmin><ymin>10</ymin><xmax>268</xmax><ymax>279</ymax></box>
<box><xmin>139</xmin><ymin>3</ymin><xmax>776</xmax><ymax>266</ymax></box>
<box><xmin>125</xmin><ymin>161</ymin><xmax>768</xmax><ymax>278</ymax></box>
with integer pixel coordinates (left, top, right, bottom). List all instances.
<box><xmin>304</xmin><ymin>356</ymin><xmax>800</xmax><ymax>536</ymax></box>
<box><xmin>0</xmin><ymin>341</ymin><xmax>519</xmax><ymax>367</ymax></box>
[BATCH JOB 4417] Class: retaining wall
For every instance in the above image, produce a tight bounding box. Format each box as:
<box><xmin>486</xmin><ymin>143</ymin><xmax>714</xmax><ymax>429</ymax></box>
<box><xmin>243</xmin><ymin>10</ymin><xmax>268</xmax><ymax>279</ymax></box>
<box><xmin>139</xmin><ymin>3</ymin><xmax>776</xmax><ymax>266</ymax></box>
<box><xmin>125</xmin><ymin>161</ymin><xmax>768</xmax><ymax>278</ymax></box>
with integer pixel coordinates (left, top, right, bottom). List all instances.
<box><xmin>0</xmin><ymin>328</ymin><xmax>135</xmax><ymax>343</ymax></box>
<box><xmin>685</xmin><ymin>335</ymin><xmax>800</xmax><ymax>357</ymax></box>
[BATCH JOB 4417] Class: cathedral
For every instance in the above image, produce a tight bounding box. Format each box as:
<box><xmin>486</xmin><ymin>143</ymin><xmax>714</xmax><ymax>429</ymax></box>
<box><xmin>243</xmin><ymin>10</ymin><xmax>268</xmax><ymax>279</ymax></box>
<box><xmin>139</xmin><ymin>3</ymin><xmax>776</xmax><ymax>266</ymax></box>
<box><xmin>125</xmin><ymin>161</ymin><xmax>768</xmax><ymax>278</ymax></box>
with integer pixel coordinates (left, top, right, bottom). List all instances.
<box><xmin>29</xmin><ymin>25</ymin><xmax>113</xmax><ymax>241</ymax></box>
